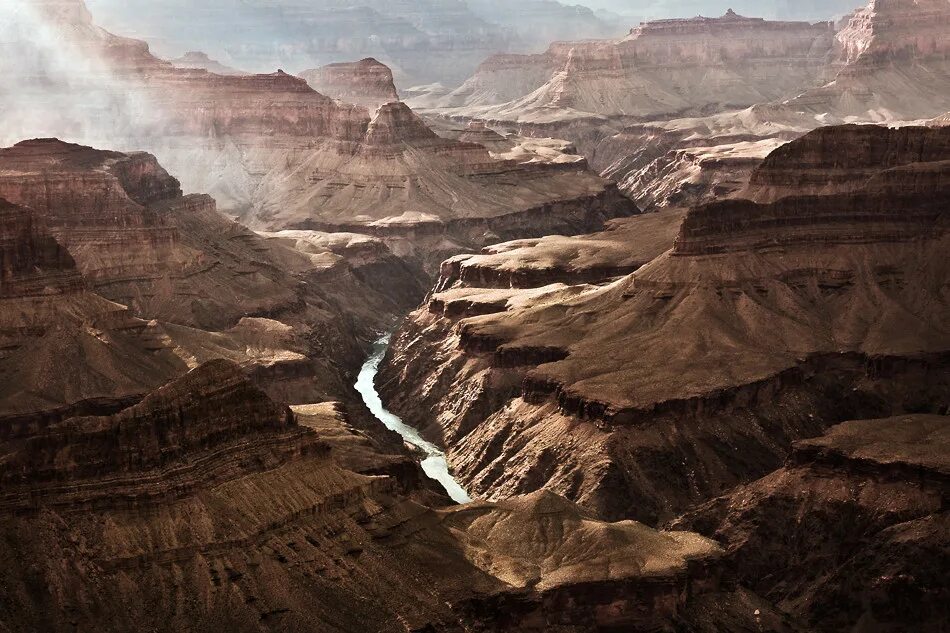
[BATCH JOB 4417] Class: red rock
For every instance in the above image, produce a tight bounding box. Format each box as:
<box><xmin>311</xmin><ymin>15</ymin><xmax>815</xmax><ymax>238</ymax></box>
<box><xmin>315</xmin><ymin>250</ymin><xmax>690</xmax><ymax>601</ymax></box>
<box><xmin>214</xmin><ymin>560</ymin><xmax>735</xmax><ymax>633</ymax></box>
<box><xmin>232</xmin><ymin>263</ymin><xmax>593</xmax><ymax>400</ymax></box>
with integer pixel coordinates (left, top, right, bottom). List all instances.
<box><xmin>299</xmin><ymin>58</ymin><xmax>399</xmax><ymax>110</ymax></box>
<box><xmin>380</xmin><ymin>123</ymin><xmax>950</xmax><ymax>522</ymax></box>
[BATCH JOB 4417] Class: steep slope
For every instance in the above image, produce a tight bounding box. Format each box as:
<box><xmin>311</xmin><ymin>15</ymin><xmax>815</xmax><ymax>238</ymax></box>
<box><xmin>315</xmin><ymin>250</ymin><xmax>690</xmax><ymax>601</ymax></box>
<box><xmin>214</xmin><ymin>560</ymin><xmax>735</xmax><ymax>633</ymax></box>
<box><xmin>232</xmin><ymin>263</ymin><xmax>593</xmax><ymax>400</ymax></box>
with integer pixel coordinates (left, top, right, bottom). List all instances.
<box><xmin>0</xmin><ymin>361</ymin><xmax>790</xmax><ymax>633</ymax></box>
<box><xmin>4</xmin><ymin>1</ymin><xmax>637</xmax><ymax>272</ymax></box>
<box><xmin>676</xmin><ymin>414</ymin><xmax>949</xmax><ymax>632</ymax></box>
<box><xmin>0</xmin><ymin>137</ymin><xmax>428</xmax><ymax>418</ymax></box>
<box><xmin>299</xmin><ymin>58</ymin><xmax>399</xmax><ymax>110</ymax></box>
<box><xmin>790</xmin><ymin>0</ymin><xmax>950</xmax><ymax>120</ymax></box>
<box><xmin>380</xmin><ymin>124</ymin><xmax>950</xmax><ymax>523</ymax></box>
<box><xmin>412</xmin><ymin>11</ymin><xmax>835</xmax><ymax>122</ymax></box>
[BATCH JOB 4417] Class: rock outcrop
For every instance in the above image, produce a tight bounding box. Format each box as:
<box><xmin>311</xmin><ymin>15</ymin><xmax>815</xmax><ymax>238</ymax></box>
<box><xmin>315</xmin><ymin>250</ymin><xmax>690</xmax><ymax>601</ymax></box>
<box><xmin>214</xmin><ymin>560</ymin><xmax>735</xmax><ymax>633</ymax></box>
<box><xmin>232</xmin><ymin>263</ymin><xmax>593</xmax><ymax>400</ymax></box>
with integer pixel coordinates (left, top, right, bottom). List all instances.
<box><xmin>0</xmin><ymin>362</ymin><xmax>790</xmax><ymax>633</ymax></box>
<box><xmin>299</xmin><ymin>58</ymin><xmax>399</xmax><ymax>110</ymax></box>
<box><xmin>76</xmin><ymin>0</ymin><xmax>624</xmax><ymax>87</ymax></box>
<box><xmin>7</xmin><ymin>2</ymin><xmax>635</xmax><ymax>272</ymax></box>
<box><xmin>379</xmin><ymin>124</ymin><xmax>950</xmax><ymax>523</ymax></box>
<box><xmin>412</xmin><ymin>11</ymin><xmax>835</xmax><ymax>122</ymax></box>
<box><xmin>0</xmin><ymin>137</ymin><xmax>427</xmax><ymax>417</ymax></box>
<box><xmin>676</xmin><ymin>414</ymin><xmax>950</xmax><ymax>632</ymax></box>
<box><xmin>789</xmin><ymin>0</ymin><xmax>950</xmax><ymax>119</ymax></box>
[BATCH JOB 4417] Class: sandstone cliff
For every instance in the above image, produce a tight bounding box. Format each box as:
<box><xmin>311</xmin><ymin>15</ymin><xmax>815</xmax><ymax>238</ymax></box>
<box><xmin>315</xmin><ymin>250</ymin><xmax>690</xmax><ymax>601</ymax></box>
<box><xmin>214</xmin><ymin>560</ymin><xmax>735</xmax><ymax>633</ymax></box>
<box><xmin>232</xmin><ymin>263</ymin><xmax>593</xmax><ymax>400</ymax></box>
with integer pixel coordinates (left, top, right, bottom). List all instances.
<box><xmin>0</xmin><ymin>361</ymin><xmax>789</xmax><ymax>633</ymax></box>
<box><xmin>7</xmin><ymin>1</ymin><xmax>638</xmax><ymax>272</ymax></box>
<box><xmin>299</xmin><ymin>58</ymin><xmax>399</xmax><ymax>110</ymax></box>
<box><xmin>411</xmin><ymin>10</ymin><xmax>835</xmax><ymax>122</ymax></box>
<box><xmin>380</xmin><ymin>124</ymin><xmax>950</xmax><ymax>523</ymax></box>
<box><xmin>789</xmin><ymin>0</ymin><xmax>950</xmax><ymax>119</ymax></box>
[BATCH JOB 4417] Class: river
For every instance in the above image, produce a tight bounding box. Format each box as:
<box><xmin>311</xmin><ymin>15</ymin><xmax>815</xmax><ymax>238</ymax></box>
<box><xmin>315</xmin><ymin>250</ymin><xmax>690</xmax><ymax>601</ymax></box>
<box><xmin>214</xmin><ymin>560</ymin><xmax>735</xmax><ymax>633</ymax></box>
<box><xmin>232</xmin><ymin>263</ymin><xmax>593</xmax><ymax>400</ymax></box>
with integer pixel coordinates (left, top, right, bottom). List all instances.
<box><xmin>354</xmin><ymin>334</ymin><xmax>471</xmax><ymax>504</ymax></box>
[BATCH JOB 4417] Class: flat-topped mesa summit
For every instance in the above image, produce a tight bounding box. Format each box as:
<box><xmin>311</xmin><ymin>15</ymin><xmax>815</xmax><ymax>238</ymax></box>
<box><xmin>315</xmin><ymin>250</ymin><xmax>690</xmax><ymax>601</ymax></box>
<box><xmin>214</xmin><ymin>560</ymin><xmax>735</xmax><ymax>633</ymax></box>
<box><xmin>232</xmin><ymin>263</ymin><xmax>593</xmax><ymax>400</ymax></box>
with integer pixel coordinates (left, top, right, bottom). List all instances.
<box><xmin>299</xmin><ymin>58</ymin><xmax>399</xmax><ymax>111</ymax></box>
<box><xmin>379</xmin><ymin>123</ymin><xmax>950</xmax><ymax>523</ymax></box>
<box><xmin>411</xmin><ymin>9</ymin><xmax>835</xmax><ymax>123</ymax></box>
<box><xmin>247</xmin><ymin>100</ymin><xmax>637</xmax><ymax>270</ymax></box>
<box><xmin>676</xmin><ymin>414</ymin><xmax>950</xmax><ymax>632</ymax></box>
<box><xmin>0</xmin><ymin>360</ymin><xmax>793</xmax><ymax>633</ymax></box>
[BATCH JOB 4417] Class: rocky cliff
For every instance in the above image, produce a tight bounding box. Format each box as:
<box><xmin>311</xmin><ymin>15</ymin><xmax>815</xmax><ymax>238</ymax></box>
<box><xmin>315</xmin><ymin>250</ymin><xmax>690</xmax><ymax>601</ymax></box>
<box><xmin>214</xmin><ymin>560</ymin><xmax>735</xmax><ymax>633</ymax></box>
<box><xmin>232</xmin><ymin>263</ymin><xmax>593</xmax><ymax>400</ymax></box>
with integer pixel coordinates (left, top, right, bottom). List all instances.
<box><xmin>0</xmin><ymin>137</ymin><xmax>428</xmax><ymax>419</ymax></box>
<box><xmin>0</xmin><ymin>361</ymin><xmax>789</xmax><ymax>633</ymax></box>
<box><xmin>299</xmin><ymin>58</ymin><xmax>399</xmax><ymax>110</ymax></box>
<box><xmin>0</xmin><ymin>198</ymin><xmax>83</xmax><ymax>299</ymax></box>
<box><xmin>411</xmin><ymin>10</ymin><xmax>835</xmax><ymax>122</ymax></box>
<box><xmin>379</xmin><ymin>124</ymin><xmax>950</xmax><ymax>523</ymax></box>
<box><xmin>82</xmin><ymin>0</ymin><xmax>625</xmax><ymax>87</ymax></box>
<box><xmin>790</xmin><ymin>0</ymin><xmax>950</xmax><ymax>119</ymax></box>
<box><xmin>7</xmin><ymin>1</ymin><xmax>638</xmax><ymax>272</ymax></box>
<box><xmin>675</xmin><ymin>414</ymin><xmax>949</xmax><ymax>632</ymax></box>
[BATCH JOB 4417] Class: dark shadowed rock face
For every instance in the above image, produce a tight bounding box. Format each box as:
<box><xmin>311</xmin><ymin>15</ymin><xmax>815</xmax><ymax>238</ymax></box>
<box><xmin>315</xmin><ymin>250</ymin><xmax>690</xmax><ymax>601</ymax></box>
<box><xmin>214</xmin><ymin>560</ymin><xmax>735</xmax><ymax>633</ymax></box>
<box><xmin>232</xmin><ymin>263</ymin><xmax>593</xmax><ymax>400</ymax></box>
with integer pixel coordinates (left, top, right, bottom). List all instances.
<box><xmin>675</xmin><ymin>414</ymin><xmax>950</xmax><ymax>633</ymax></box>
<box><xmin>299</xmin><ymin>58</ymin><xmax>399</xmax><ymax>110</ymax></box>
<box><xmin>0</xmin><ymin>363</ymin><xmax>791</xmax><ymax>633</ymax></box>
<box><xmin>380</xmin><ymin>123</ymin><xmax>950</xmax><ymax>523</ymax></box>
<box><xmin>0</xmin><ymin>198</ymin><xmax>82</xmax><ymax>299</ymax></box>
<box><xmin>745</xmin><ymin>124</ymin><xmax>950</xmax><ymax>202</ymax></box>
<box><xmin>0</xmin><ymin>359</ymin><xmax>296</xmax><ymax>486</ymax></box>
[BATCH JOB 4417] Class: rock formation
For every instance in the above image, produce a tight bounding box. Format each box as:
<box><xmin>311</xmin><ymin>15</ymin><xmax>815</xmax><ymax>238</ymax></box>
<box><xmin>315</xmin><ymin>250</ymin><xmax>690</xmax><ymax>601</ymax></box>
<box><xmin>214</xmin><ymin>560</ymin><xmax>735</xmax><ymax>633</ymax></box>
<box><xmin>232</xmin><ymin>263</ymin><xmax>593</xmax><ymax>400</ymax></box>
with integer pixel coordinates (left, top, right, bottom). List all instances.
<box><xmin>83</xmin><ymin>0</ymin><xmax>625</xmax><ymax>87</ymax></box>
<box><xmin>379</xmin><ymin>124</ymin><xmax>950</xmax><ymax>523</ymax></box>
<box><xmin>790</xmin><ymin>0</ymin><xmax>950</xmax><ymax>119</ymax></box>
<box><xmin>0</xmin><ymin>361</ymin><xmax>791</xmax><ymax>633</ymax></box>
<box><xmin>411</xmin><ymin>11</ymin><xmax>836</xmax><ymax>122</ymax></box>
<box><xmin>676</xmin><ymin>414</ymin><xmax>949</xmax><ymax>632</ymax></box>
<box><xmin>0</xmin><ymin>137</ymin><xmax>426</xmax><ymax>418</ymax></box>
<box><xmin>299</xmin><ymin>58</ymin><xmax>399</xmax><ymax>110</ymax></box>
<box><xmin>6</xmin><ymin>1</ymin><xmax>637</xmax><ymax>273</ymax></box>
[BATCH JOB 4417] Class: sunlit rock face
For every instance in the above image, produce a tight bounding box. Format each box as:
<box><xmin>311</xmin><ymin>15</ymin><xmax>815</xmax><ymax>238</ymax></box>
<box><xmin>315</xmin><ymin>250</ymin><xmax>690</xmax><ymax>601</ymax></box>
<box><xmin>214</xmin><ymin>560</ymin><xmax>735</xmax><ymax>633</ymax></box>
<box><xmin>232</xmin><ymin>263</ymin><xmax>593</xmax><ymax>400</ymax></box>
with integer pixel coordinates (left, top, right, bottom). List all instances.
<box><xmin>789</xmin><ymin>0</ymin><xmax>950</xmax><ymax>119</ymax></box>
<box><xmin>380</xmin><ymin>124</ymin><xmax>950</xmax><ymax>524</ymax></box>
<box><xmin>299</xmin><ymin>58</ymin><xmax>399</xmax><ymax>110</ymax></box>
<box><xmin>411</xmin><ymin>10</ymin><xmax>836</xmax><ymax>122</ymax></box>
<box><xmin>0</xmin><ymin>0</ymin><xmax>636</xmax><ymax>271</ymax></box>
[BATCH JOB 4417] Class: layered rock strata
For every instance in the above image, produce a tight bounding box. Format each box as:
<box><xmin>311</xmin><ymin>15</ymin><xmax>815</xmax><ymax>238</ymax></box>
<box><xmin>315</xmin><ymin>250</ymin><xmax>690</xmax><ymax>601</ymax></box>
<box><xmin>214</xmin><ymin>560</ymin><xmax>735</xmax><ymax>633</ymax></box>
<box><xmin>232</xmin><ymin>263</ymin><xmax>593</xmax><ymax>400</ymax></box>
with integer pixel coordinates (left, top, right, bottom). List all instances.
<box><xmin>299</xmin><ymin>58</ymin><xmax>399</xmax><ymax>110</ymax></box>
<box><xmin>790</xmin><ymin>0</ymin><xmax>950</xmax><ymax>119</ymax></box>
<box><xmin>9</xmin><ymin>0</ymin><xmax>636</xmax><ymax>272</ymax></box>
<box><xmin>676</xmin><ymin>414</ymin><xmax>950</xmax><ymax>632</ymax></box>
<box><xmin>0</xmin><ymin>137</ymin><xmax>425</xmax><ymax>417</ymax></box>
<box><xmin>380</xmin><ymin>124</ymin><xmax>950</xmax><ymax>523</ymax></box>
<box><xmin>412</xmin><ymin>10</ymin><xmax>835</xmax><ymax>122</ymax></box>
<box><xmin>0</xmin><ymin>362</ymin><xmax>789</xmax><ymax>633</ymax></box>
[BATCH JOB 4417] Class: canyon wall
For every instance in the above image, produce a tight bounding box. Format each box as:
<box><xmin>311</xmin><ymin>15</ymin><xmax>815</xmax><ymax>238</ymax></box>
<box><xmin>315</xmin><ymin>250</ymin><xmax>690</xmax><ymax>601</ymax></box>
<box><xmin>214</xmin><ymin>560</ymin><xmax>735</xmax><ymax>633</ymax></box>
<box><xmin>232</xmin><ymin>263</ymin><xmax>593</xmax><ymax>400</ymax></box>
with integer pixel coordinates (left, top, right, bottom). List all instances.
<box><xmin>0</xmin><ymin>360</ymin><xmax>789</xmax><ymax>633</ymax></box>
<box><xmin>380</xmin><ymin>124</ymin><xmax>950</xmax><ymax>524</ymax></box>
<box><xmin>675</xmin><ymin>414</ymin><xmax>949</xmax><ymax>632</ymax></box>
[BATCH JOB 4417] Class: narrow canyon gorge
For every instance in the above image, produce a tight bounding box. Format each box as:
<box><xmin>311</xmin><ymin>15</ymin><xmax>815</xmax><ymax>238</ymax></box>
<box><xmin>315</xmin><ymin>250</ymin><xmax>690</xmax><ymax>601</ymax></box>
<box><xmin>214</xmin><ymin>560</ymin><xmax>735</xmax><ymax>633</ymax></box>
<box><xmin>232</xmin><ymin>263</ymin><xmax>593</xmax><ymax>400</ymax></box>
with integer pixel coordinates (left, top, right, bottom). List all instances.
<box><xmin>0</xmin><ymin>0</ymin><xmax>947</xmax><ymax>631</ymax></box>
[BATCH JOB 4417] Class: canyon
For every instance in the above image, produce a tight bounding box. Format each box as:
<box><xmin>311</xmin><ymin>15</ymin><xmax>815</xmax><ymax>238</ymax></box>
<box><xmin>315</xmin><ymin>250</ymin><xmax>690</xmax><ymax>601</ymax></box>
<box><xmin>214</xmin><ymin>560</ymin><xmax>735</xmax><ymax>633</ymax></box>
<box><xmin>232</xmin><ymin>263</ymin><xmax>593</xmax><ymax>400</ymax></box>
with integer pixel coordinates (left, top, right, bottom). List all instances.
<box><xmin>412</xmin><ymin>0</ymin><xmax>950</xmax><ymax>216</ymax></box>
<box><xmin>0</xmin><ymin>0</ymin><xmax>947</xmax><ymax>630</ymax></box>
<box><xmin>381</xmin><ymin>124</ymin><xmax>950</xmax><ymax>524</ymax></box>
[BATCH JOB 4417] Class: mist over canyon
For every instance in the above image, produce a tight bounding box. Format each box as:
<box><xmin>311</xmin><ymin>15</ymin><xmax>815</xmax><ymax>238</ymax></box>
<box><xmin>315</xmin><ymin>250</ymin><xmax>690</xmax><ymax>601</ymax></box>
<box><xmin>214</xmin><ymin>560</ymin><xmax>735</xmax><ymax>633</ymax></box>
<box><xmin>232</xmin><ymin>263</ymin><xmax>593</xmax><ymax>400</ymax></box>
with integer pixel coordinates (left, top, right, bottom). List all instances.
<box><xmin>0</xmin><ymin>0</ymin><xmax>947</xmax><ymax>631</ymax></box>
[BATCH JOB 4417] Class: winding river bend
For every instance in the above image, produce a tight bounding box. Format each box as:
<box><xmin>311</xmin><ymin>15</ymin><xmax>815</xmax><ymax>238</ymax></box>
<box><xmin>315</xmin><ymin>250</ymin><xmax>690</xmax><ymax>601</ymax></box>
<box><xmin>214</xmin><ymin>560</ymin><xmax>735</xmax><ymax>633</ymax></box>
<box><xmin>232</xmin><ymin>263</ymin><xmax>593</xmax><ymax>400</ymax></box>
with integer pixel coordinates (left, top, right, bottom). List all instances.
<box><xmin>355</xmin><ymin>334</ymin><xmax>471</xmax><ymax>504</ymax></box>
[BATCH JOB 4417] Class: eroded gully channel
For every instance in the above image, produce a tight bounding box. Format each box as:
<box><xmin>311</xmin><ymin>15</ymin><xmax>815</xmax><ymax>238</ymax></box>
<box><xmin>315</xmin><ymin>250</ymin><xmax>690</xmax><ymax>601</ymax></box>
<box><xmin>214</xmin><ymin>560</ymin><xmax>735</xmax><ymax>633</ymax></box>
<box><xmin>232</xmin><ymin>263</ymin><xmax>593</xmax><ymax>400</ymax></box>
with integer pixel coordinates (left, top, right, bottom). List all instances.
<box><xmin>355</xmin><ymin>334</ymin><xmax>471</xmax><ymax>503</ymax></box>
